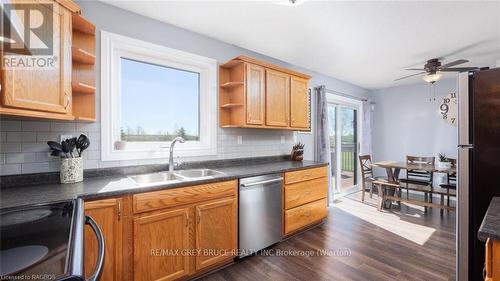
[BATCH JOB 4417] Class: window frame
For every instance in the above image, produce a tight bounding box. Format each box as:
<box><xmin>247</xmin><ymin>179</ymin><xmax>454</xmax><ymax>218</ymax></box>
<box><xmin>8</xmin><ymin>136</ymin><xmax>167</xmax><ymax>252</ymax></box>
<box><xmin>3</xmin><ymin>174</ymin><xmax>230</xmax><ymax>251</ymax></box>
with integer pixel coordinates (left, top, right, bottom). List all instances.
<box><xmin>101</xmin><ymin>31</ymin><xmax>217</xmax><ymax>161</ymax></box>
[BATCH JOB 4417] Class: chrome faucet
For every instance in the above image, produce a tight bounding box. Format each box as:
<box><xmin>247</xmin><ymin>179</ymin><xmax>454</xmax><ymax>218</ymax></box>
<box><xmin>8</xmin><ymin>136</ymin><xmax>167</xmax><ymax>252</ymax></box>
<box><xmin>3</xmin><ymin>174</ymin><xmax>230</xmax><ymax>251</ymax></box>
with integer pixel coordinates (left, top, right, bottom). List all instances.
<box><xmin>168</xmin><ymin>137</ymin><xmax>185</xmax><ymax>172</ymax></box>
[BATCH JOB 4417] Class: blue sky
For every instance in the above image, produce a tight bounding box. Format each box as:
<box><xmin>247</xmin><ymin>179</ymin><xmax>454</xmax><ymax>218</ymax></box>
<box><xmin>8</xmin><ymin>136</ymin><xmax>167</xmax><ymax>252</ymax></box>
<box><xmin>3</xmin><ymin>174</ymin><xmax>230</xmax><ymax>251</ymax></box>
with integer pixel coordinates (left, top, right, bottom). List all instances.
<box><xmin>120</xmin><ymin>58</ymin><xmax>199</xmax><ymax>136</ymax></box>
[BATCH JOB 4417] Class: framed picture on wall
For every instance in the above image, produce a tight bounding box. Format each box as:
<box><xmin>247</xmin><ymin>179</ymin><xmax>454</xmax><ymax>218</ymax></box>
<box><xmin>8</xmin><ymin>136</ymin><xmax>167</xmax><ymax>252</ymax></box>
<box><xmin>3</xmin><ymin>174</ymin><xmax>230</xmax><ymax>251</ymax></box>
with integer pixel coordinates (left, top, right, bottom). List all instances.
<box><xmin>297</xmin><ymin>88</ymin><xmax>312</xmax><ymax>135</ymax></box>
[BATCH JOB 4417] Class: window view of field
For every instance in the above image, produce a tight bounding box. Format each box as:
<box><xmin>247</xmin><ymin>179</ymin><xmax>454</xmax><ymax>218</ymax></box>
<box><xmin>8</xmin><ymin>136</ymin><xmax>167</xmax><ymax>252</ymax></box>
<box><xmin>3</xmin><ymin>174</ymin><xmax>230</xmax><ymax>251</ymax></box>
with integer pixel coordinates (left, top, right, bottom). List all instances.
<box><xmin>120</xmin><ymin>58</ymin><xmax>200</xmax><ymax>142</ymax></box>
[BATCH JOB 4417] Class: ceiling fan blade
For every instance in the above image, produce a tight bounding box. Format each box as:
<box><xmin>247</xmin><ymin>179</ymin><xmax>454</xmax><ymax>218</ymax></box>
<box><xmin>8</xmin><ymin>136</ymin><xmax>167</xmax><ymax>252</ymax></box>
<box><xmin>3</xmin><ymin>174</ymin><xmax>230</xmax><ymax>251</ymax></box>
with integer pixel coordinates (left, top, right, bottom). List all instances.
<box><xmin>439</xmin><ymin>59</ymin><xmax>469</xmax><ymax>69</ymax></box>
<box><xmin>394</xmin><ymin>72</ymin><xmax>426</xmax><ymax>81</ymax></box>
<box><xmin>405</xmin><ymin>68</ymin><xmax>425</xmax><ymax>70</ymax></box>
<box><xmin>440</xmin><ymin>67</ymin><xmax>478</xmax><ymax>72</ymax></box>
<box><xmin>438</xmin><ymin>40</ymin><xmax>494</xmax><ymax>59</ymax></box>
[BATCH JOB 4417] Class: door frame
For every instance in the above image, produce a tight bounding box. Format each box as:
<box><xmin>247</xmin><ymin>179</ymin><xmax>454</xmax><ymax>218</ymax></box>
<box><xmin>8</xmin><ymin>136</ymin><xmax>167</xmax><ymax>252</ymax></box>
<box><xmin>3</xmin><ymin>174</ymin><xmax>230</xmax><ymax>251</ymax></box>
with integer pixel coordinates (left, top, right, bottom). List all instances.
<box><xmin>326</xmin><ymin>93</ymin><xmax>363</xmax><ymax>196</ymax></box>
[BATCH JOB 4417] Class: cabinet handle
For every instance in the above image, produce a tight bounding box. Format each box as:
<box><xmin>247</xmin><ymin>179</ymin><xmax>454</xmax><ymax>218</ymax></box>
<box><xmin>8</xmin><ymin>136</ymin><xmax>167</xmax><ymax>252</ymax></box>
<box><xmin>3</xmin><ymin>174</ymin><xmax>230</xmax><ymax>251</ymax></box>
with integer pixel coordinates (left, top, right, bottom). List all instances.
<box><xmin>117</xmin><ymin>201</ymin><xmax>121</xmax><ymax>221</ymax></box>
<box><xmin>197</xmin><ymin>209</ymin><xmax>201</xmax><ymax>224</ymax></box>
<box><xmin>185</xmin><ymin>212</ymin><xmax>189</xmax><ymax>227</ymax></box>
<box><xmin>64</xmin><ymin>91</ymin><xmax>70</xmax><ymax>110</ymax></box>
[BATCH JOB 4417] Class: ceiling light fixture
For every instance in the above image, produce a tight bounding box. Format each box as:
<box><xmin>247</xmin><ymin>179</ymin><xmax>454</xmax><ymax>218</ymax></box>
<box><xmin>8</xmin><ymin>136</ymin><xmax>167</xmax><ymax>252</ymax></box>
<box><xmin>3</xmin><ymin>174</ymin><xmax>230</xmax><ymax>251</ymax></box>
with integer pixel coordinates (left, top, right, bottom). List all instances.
<box><xmin>274</xmin><ymin>0</ymin><xmax>306</xmax><ymax>7</ymax></box>
<box><xmin>422</xmin><ymin>73</ymin><xmax>443</xmax><ymax>84</ymax></box>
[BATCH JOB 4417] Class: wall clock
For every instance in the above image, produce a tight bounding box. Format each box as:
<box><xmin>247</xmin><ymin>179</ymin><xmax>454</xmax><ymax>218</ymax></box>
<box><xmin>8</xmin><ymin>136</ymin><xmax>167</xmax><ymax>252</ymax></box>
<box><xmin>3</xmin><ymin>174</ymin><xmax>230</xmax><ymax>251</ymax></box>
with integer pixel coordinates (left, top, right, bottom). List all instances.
<box><xmin>439</xmin><ymin>92</ymin><xmax>457</xmax><ymax>126</ymax></box>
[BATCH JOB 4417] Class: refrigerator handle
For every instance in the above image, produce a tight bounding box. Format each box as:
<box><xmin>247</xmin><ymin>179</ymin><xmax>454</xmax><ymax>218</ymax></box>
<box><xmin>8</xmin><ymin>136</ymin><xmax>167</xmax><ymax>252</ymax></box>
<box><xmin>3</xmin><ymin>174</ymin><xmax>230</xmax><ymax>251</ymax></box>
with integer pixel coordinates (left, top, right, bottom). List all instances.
<box><xmin>457</xmin><ymin>147</ymin><xmax>470</xmax><ymax>281</ymax></box>
<box><xmin>458</xmin><ymin>72</ymin><xmax>471</xmax><ymax>146</ymax></box>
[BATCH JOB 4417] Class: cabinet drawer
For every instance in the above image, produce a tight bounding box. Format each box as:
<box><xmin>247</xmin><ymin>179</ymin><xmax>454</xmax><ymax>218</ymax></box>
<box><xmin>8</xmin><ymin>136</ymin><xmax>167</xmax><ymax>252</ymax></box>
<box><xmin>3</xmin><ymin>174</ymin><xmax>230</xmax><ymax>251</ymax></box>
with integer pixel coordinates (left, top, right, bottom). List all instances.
<box><xmin>284</xmin><ymin>198</ymin><xmax>328</xmax><ymax>235</ymax></box>
<box><xmin>285</xmin><ymin>177</ymin><xmax>327</xmax><ymax>209</ymax></box>
<box><xmin>133</xmin><ymin>180</ymin><xmax>237</xmax><ymax>214</ymax></box>
<box><xmin>285</xmin><ymin>166</ymin><xmax>327</xmax><ymax>184</ymax></box>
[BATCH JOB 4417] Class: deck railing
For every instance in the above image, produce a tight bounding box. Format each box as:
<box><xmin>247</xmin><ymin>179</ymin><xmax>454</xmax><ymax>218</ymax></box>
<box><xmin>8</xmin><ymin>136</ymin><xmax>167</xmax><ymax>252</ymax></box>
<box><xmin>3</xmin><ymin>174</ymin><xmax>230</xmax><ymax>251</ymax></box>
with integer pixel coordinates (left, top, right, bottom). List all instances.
<box><xmin>331</xmin><ymin>143</ymin><xmax>357</xmax><ymax>172</ymax></box>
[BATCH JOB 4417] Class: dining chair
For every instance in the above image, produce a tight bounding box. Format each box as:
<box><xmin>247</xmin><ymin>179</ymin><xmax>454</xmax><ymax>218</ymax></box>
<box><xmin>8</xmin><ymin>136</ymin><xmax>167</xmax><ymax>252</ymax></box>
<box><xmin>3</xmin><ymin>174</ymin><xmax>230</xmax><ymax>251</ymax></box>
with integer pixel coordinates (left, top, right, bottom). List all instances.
<box><xmin>399</xmin><ymin>155</ymin><xmax>435</xmax><ymax>212</ymax></box>
<box><xmin>358</xmin><ymin>155</ymin><xmax>386</xmax><ymax>202</ymax></box>
<box><xmin>440</xmin><ymin>158</ymin><xmax>457</xmax><ymax>215</ymax></box>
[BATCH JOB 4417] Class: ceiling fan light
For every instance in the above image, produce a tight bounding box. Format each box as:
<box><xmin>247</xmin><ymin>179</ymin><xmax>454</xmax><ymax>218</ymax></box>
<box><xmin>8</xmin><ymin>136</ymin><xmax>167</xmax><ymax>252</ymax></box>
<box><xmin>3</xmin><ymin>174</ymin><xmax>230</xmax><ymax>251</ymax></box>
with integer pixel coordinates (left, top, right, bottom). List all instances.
<box><xmin>422</xmin><ymin>73</ymin><xmax>443</xmax><ymax>83</ymax></box>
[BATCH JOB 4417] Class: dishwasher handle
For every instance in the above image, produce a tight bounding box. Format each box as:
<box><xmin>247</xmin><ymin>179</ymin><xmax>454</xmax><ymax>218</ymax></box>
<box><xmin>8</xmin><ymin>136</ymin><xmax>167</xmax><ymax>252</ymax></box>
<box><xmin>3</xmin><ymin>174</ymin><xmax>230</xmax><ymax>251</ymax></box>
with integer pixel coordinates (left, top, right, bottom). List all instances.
<box><xmin>240</xmin><ymin>178</ymin><xmax>283</xmax><ymax>188</ymax></box>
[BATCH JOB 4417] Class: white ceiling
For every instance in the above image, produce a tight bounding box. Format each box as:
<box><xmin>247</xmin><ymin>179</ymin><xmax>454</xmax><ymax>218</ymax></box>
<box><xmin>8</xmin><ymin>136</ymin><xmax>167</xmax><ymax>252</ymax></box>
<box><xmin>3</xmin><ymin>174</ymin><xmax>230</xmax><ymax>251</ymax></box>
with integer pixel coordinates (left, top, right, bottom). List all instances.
<box><xmin>102</xmin><ymin>0</ymin><xmax>500</xmax><ymax>90</ymax></box>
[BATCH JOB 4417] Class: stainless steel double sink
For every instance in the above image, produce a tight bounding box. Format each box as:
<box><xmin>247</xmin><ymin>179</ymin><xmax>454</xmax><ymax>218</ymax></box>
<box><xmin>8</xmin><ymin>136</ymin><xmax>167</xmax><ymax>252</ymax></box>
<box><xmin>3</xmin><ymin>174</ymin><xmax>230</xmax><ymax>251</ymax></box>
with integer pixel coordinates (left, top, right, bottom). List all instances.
<box><xmin>128</xmin><ymin>169</ymin><xmax>225</xmax><ymax>185</ymax></box>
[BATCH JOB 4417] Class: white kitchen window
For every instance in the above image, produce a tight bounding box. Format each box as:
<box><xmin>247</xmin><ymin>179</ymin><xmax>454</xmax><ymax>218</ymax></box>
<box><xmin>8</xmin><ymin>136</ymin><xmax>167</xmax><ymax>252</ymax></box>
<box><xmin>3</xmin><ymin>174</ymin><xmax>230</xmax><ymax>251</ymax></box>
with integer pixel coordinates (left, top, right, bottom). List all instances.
<box><xmin>100</xmin><ymin>31</ymin><xmax>217</xmax><ymax>161</ymax></box>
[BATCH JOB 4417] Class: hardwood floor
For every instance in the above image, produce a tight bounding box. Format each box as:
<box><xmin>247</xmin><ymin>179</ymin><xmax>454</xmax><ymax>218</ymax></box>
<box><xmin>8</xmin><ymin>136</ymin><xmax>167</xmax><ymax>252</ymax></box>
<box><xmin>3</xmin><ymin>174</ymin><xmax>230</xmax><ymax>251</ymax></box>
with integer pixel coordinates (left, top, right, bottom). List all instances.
<box><xmin>199</xmin><ymin>191</ymin><xmax>456</xmax><ymax>281</ymax></box>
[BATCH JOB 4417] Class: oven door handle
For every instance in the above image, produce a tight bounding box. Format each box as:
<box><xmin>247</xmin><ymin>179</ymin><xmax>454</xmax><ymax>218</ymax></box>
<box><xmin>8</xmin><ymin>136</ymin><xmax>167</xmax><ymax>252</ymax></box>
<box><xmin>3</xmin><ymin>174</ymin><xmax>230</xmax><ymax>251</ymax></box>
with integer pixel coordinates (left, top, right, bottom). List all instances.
<box><xmin>85</xmin><ymin>215</ymin><xmax>105</xmax><ymax>281</ymax></box>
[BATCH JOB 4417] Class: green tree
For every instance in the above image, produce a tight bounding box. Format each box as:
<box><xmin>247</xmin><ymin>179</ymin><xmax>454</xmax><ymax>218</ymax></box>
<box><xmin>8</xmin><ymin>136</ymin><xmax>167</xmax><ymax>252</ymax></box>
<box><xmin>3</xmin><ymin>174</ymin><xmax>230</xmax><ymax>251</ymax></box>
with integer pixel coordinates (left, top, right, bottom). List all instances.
<box><xmin>176</xmin><ymin>127</ymin><xmax>187</xmax><ymax>139</ymax></box>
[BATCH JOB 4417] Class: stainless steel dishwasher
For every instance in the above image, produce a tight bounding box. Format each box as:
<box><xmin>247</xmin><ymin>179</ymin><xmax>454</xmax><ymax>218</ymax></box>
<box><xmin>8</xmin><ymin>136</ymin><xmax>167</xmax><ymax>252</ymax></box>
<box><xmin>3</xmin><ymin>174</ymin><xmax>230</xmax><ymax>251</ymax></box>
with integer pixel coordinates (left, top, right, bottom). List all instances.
<box><xmin>239</xmin><ymin>174</ymin><xmax>283</xmax><ymax>258</ymax></box>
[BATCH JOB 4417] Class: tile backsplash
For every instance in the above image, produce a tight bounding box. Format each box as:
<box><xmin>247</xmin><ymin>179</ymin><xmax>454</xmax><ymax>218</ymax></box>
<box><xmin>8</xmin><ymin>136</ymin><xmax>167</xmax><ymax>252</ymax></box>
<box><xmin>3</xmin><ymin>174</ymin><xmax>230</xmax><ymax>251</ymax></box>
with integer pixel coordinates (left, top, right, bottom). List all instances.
<box><xmin>0</xmin><ymin>119</ymin><xmax>295</xmax><ymax>175</ymax></box>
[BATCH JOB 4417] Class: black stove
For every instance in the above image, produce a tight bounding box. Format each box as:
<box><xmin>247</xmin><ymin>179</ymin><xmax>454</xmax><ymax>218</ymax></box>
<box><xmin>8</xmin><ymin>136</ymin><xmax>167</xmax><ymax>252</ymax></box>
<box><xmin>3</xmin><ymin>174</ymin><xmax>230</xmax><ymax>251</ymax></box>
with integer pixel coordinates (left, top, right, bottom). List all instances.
<box><xmin>0</xmin><ymin>199</ymin><xmax>104</xmax><ymax>281</ymax></box>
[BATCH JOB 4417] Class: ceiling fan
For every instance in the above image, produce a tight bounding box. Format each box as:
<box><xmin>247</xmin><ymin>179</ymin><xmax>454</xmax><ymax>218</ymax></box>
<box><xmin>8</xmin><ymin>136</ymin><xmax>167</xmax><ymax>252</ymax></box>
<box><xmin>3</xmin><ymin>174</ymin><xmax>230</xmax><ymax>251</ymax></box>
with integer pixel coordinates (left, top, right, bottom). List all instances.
<box><xmin>395</xmin><ymin>58</ymin><xmax>478</xmax><ymax>83</ymax></box>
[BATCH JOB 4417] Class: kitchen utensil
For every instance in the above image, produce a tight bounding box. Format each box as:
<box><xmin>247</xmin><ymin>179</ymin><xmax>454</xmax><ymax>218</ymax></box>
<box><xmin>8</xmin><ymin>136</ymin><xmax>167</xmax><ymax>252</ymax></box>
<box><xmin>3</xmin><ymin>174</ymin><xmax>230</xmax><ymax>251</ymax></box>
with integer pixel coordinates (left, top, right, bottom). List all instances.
<box><xmin>67</xmin><ymin>138</ymin><xmax>77</xmax><ymax>158</ymax></box>
<box><xmin>47</xmin><ymin>141</ymin><xmax>63</xmax><ymax>152</ymax></box>
<box><xmin>61</xmin><ymin>140</ymin><xmax>70</xmax><ymax>158</ymax></box>
<box><xmin>76</xmin><ymin>134</ymin><xmax>90</xmax><ymax>157</ymax></box>
<box><xmin>50</xmin><ymin>150</ymin><xmax>66</xmax><ymax>157</ymax></box>
<box><xmin>291</xmin><ymin>142</ymin><xmax>305</xmax><ymax>161</ymax></box>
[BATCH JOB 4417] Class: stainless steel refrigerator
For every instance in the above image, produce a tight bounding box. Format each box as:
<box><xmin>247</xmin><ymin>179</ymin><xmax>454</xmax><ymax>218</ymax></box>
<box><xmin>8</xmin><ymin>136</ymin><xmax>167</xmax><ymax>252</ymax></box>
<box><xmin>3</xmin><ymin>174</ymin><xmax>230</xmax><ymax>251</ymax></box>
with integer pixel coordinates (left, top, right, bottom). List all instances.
<box><xmin>457</xmin><ymin>68</ymin><xmax>500</xmax><ymax>281</ymax></box>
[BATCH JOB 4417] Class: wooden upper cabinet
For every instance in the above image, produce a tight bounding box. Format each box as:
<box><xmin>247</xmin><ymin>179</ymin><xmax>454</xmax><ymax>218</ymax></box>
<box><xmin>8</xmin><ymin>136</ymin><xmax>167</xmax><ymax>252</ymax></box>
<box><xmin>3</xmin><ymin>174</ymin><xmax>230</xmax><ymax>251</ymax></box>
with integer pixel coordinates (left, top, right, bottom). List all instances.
<box><xmin>133</xmin><ymin>208</ymin><xmax>191</xmax><ymax>281</ymax></box>
<box><xmin>1</xmin><ymin>2</ymin><xmax>72</xmax><ymax>114</ymax></box>
<box><xmin>219</xmin><ymin>56</ymin><xmax>310</xmax><ymax>131</ymax></box>
<box><xmin>290</xmin><ymin>76</ymin><xmax>310</xmax><ymax>129</ymax></box>
<box><xmin>195</xmin><ymin>197</ymin><xmax>237</xmax><ymax>271</ymax></box>
<box><xmin>84</xmin><ymin>198</ymin><xmax>123</xmax><ymax>281</ymax></box>
<box><xmin>266</xmin><ymin>69</ymin><xmax>290</xmax><ymax>127</ymax></box>
<box><xmin>245</xmin><ymin>63</ymin><xmax>265</xmax><ymax>125</ymax></box>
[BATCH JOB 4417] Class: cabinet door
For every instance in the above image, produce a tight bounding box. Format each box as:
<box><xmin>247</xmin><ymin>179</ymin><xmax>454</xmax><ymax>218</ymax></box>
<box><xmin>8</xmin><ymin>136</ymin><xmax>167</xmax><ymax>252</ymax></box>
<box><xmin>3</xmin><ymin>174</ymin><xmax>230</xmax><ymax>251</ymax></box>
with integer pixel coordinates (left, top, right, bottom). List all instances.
<box><xmin>266</xmin><ymin>70</ymin><xmax>290</xmax><ymax>127</ymax></box>
<box><xmin>195</xmin><ymin>198</ymin><xmax>237</xmax><ymax>271</ymax></box>
<box><xmin>1</xmin><ymin>2</ymin><xmax>71</xmax><ymax>114</ymax></box>
<box><xmin>245</xmin><ymin>63</ymin><xmax>265</xmax><ymax>125</ymax></box>
<box><xmin>290</xmin><ymin>76</ymin><xmax>309</xmax><ymax>129</ymax></box>
<box><xmin>134</xmin><ymin>208</ymin><xmax>191</xmax><ymax>281</ymax></box>
<box><xmin>84</xmin><ymin>198</ymin><xmax>122</xmax><ymax>281</ymax></box>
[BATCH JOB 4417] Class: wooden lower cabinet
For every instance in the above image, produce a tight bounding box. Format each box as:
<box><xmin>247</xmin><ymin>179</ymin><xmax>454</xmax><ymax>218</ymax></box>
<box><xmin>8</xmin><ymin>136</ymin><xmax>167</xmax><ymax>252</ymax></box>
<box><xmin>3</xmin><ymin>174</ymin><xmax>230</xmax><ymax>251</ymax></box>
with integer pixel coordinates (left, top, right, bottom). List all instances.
<box><xmin>284</xmin><ymin>198</ymin><xmax>328</xmax><ymax>234</ymax></box>
<box><xmin>485</xmin><ymin>238</ymin><xmax>500</xmax><ymax>281</ymax></box>
<box><xmin>283</xmin><ymin>166</ymin><xmax>329</xmax><ymax>235</ymax></box>
<box><xmin>132</xmin><ymin>180</ymin><xmax>238</xmax><ymax>281</ymax></box>
<box><xmin>84</xmin><ymin>198</ymin><xmax>123</xmax><ymax>281</ymax></box>
<box><xmin>195</xmin><ymin>198</ymin><xmax>237</xmax><ymax>271</ymax></box>
<box><xmin>134</xmin><ymin>208</ymin><xmax>191</xmax><ymax>281</ymax></box>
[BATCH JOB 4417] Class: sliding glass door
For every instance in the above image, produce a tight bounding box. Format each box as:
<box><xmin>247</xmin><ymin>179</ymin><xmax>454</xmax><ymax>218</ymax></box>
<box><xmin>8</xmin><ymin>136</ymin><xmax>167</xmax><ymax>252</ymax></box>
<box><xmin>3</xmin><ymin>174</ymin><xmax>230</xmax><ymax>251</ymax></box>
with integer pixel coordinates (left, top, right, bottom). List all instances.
<box><xmin>340</xmin><ymin>107</ymin><xmax>358</xmax><ymax>189</ymax></box>
<box><xmin>327</xmin><ymin>94</ymin><xmax>362</xmax><ymax>195</ymax></box>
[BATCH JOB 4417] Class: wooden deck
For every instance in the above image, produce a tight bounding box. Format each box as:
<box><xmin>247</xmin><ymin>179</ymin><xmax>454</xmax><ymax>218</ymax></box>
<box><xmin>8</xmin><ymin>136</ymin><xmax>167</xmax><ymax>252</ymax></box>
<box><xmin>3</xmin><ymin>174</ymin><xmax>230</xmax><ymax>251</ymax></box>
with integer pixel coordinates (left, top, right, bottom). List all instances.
<box><xmin>200</xmin><ymin>191</ymin><xmax>456</xmax><ymax>281</ymax></box>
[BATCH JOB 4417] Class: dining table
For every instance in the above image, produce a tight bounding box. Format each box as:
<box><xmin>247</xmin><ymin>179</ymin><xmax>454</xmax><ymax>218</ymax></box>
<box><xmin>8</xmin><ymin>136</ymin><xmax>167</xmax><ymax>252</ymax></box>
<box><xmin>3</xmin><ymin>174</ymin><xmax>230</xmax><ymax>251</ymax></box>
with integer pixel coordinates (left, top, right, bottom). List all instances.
<box><xmin>370</xmin><ymin>161</ymin><xmax>457</xmax><ymax>211</ymax></box>
<box><xmin>371</xmin><ymin>161</ymin><xmax>457</xmax><ymax>182</ymax></box>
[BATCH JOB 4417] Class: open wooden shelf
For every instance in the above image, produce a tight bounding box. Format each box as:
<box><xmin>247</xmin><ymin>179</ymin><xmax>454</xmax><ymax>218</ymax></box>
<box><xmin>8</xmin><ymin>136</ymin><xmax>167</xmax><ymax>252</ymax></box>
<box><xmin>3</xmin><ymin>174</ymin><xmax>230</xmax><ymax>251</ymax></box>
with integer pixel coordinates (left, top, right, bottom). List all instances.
<box><xmin>220</xmin><ymin>103</ymin><xmax>243</xmax><ymax>109</ymax></box>
<box><xmin>220</xmin><ymin>82</ymin><xmax>244</xmax><ymax>89</ymax></box>
<box><xmin>72</xmin><ymin>14</ymin><xmax>95</xmax><ymax>35</ymax></box>
<box><xmin>72</xmin><ymin>13</ymin><xmax>96</xmax><ymax>122</ymax></box>
<box><xmin>220</xmin><ymin>125</ymin><xmax>241</xmax><ymax>128</ymax></box>
<box><xmin>72</xmin><ymin>47</ymin><xmax>95</xmax><ymax>65</ymax></box>
<box><xmin>72</xmin><ymin>81</ymin><xmax>95</xmax><ymax>94</ymax></box>
<box><xmin>75</xmin><ymin>116</ymin><xmax>96</xmax><ymax>122</ymax></box>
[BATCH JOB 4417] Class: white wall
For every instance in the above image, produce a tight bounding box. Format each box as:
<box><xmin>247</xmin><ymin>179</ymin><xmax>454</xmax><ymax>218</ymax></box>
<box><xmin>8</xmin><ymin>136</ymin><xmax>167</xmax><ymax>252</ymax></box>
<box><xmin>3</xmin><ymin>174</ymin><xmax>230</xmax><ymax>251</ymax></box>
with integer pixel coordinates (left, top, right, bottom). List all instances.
<box><xmin>0</xmin><ymin>1</ymin><xmax>368</xmax><ymax>175</ymax></box>
<box><xmin>371</xmin><ymin>78</ymin><xmax>458</xmax><ymax>174</ymax></box>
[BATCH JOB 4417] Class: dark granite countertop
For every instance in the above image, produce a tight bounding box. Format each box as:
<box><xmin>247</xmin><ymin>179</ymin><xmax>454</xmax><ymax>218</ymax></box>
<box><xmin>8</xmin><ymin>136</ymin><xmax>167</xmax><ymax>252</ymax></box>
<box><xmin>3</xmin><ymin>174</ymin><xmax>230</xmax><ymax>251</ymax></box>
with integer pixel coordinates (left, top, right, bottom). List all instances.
<box><xmin>0</xmin><ymin>159</ymin><xmax>327</xmax><ymax>209</ymax></box>
<box><xmin>478</xmin><ymin>197</ymin><xmax>500</xmax><ymax>242</ymax></box>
